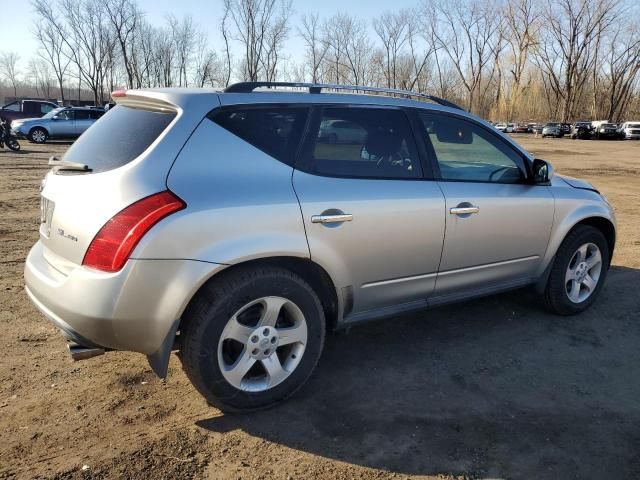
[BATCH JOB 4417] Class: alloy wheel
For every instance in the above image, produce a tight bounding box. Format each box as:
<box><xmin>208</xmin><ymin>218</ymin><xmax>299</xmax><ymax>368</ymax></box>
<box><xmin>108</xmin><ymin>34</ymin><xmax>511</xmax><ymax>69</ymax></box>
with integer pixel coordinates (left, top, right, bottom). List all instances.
<box><xmin>217</xmin><ymin>296</ymin><xmax>308</xmax><ymax>392</ymax></box>
<box><xmin>31</xmin><ymin>129</ymin><xmax>46</xmax><ymax>143</ymax></box>
<box><xmin>565</xmin><ymin>242</ymin><xmax>602</xmax><ymax>303</ymax></box>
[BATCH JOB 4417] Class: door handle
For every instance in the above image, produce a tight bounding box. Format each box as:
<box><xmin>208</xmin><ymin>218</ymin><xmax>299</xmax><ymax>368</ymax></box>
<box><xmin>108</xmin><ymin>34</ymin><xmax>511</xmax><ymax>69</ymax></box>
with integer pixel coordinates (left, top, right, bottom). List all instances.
<box><xmin>450</xmin><ymin>206</ymin><xmax>479</xmax><ymax>215</ymax></box>
<box><xmin>311</xmin><ymin>213</ymin><xmax>353</xmax><ymax>224</ymax></box>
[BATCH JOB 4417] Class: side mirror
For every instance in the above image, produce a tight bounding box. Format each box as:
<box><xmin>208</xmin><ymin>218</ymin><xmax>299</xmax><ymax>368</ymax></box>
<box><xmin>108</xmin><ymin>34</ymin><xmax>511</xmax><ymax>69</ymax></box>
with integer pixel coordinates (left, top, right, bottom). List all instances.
<box><xmin>532</xmin><ymin>158</ymin><xmax>554</xmax><ymax>183</ymax></box>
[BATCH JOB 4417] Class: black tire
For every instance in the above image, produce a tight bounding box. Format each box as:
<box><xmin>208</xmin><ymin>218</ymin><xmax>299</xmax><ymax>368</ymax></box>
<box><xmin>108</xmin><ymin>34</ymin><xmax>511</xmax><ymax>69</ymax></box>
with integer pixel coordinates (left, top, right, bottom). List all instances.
<box><xmin>542</xmin><ymin>225</ymin><xmax>610</xmax><ymax>315</ymax></box>
<box><xmin>179</xmin><ymin>266</ymin><xmax>326</xmax><ymax>412</ymax></box>
<box><xmin>29</xmin><ymin>127</ymin><xmax>48</xmax><ymax>144</ymax></box>
<box><xmin>6</xmin><ymin>138</ymin><xmax>20</xmax><ymax>151</ymax></box>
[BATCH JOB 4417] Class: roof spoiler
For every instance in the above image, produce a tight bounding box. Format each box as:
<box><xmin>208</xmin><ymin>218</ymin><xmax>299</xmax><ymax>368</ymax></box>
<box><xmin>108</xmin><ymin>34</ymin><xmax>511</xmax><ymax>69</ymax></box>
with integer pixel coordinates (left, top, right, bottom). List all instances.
<box><xmin>110</xmin><ymin>90</ymin><xmax>177</xmax><ymax>113</ymax></box>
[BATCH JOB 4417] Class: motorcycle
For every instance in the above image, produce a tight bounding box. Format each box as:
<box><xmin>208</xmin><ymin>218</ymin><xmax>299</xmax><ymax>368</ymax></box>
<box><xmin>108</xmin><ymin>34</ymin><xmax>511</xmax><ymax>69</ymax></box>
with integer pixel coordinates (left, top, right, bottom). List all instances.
<box><xmin>0</xmin><ymin>119</ymin><xmax>21</xmax><ymax>151</ymax></box>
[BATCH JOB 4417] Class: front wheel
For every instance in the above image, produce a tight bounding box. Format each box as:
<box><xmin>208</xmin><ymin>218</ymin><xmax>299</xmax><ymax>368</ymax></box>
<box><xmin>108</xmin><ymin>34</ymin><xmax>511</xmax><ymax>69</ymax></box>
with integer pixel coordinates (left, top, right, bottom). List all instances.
<box><xmin>6</xmin><ymin>137</ymin><xmax>20</xmax><ymax>151</ymax></box>
<box><xmin>543</xmin><ymin>225</ymin><xmax>610</xmax><ymax>315</ymax></box>
<box><xmin>29</xmin><ymin>127</ymin><xmax>48</xmax><ymax>144</ymax></box>
<box><xmin>179</xmin><ymin>266</ymin><xmax>326</xmax><ymax>412</ymax></box>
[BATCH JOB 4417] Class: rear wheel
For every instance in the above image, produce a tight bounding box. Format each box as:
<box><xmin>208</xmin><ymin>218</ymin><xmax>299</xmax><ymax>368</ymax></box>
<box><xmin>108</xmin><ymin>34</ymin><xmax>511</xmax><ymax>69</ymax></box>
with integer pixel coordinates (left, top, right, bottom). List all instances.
<box><xmin>543</xmin><ymin>225</ymin><xmax>609</xmax><ymax>315</ymax></box>
<box><xmin>179</xmin><ymin>266</ymin><xmax>326</xmax><ymax>412</ymax></box>
<box><xmin>29</xmin><ymin>127</ymin><xmax>48</xmax><ymax>144</ymax></box>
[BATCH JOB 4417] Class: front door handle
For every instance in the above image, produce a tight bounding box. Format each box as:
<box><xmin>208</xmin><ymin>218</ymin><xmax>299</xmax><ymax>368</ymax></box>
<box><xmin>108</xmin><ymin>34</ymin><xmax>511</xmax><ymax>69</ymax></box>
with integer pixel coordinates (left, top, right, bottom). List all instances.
<box><xmin>450</xmin><ymin>205</ymin><xmax>480</xmax><ymax>215</ymax></box>
<box><xmin>311</xmin><ymin>213</ymin><xmax>353</xmax><ymax>224</ymax></box>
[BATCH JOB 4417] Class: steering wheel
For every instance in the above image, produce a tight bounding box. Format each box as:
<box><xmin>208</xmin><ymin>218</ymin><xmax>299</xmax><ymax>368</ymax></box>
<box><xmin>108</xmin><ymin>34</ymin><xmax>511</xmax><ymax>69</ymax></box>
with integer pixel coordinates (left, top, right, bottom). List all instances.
<box><xmin>488</xmin><ymin>166</ymin><xmax>513</xmax><ymax>182</ymax></box>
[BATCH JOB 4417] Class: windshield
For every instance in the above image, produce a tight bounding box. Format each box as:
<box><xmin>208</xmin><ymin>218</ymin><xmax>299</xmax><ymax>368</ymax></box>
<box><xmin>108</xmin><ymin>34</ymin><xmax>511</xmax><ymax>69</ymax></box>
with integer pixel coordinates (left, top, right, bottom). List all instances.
<box><xmin>43</xmin><ymin>107</ymin><xmax>67</xmax><ymax>119</ymax></box>
<box><xmin>602</xmin><ymin>124</ymin><xmax>616</xmax><ymax>128</ymax></box>
<box><xmin>628</xmin><ymin>124</ymin><xmax>640</xmax><ymax>128</ymax></box>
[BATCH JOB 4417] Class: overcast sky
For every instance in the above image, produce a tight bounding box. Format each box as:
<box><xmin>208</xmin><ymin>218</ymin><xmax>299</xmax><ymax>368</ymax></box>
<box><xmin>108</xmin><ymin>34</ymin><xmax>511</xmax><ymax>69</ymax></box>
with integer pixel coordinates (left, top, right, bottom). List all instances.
<box><xmin>0</xmin><ymin>0</ymin><xmax>420</xmax><ymax>71</ymax></box>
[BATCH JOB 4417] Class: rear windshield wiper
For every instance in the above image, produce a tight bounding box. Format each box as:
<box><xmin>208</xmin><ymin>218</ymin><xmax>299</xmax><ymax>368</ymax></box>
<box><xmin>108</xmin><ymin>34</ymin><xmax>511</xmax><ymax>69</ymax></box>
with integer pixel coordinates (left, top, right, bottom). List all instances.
<box><xmin>49</xmin><ymin>156</ymin><xmax>92</xmax><ymax>173</ymax></box>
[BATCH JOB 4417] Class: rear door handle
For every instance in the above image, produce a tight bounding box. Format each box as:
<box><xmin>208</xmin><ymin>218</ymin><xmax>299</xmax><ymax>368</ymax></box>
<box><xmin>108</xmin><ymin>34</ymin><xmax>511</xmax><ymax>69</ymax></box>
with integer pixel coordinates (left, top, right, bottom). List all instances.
<box><xmin>450</xmin><ymin>206</ymin><xmax>480</xmax><ymax>215</ymax></box>
<box><xmin>311</xmin><ymin>213</ymin><xmax>353</xmax><ymax>224</ymax></box>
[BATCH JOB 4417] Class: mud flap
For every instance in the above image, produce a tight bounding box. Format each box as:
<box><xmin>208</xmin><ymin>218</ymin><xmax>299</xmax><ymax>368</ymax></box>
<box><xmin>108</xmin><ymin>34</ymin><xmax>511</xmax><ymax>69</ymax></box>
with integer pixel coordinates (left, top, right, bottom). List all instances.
<box><xmin>146</xmin><ymin>319</ymin><xmax>180</xmax><ymax>378</ymax></box>
<box><xmin>535</xmin><ymin>255</ymin><xmax>556</xmax><ymax>294</ymax></box>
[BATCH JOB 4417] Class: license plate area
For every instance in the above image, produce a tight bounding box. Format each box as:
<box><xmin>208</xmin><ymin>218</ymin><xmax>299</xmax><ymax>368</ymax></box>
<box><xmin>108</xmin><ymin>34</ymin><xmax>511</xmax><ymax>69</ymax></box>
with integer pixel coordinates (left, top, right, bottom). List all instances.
<box><xmin>40</xmin><ymin>196</ymin><xmax>55</xmax><ymax>238</ymax></box>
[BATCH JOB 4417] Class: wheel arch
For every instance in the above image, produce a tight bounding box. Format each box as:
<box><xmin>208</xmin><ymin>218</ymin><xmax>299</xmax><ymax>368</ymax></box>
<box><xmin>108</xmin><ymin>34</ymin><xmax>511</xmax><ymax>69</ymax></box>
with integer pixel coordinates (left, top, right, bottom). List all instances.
<box><xmin>574</xmin><ymin>216</ymin><xmax>615</xmax><ymax>264</ymax></box>
<box><xmin>535</xmin><ymin>213</ymin><xmax>616</xmax><ymax>293</ymax></box>
<box><xmin>178</xmin><ymin>256</ymin><xmax>340</xmax><ymax>339</ymax></box>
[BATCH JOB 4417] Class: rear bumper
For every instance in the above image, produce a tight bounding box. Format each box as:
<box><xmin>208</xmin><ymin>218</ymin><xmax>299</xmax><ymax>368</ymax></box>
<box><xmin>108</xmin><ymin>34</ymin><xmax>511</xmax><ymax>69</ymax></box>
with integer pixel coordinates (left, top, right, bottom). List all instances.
<box><xmin>24</xmin><ymin>240</ymin><xmax>224</xmax><ymax>356</ymax></box>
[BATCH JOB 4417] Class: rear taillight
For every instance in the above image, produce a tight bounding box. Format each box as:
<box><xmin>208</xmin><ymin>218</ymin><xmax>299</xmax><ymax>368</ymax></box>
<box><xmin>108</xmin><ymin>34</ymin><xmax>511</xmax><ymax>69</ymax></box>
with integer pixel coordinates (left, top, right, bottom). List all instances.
<box><xmin>82</xmin><ymin>191</ymin><xmax>185</xmax><ymax>272</ymax></box>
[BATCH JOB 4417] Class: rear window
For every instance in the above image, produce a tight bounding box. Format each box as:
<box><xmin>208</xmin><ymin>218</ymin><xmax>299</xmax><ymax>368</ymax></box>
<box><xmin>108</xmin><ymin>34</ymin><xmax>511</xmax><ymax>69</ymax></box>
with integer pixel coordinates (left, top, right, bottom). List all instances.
<box><xmin>62</xmin><ymin>105</ymin><xmax>176</xmax><ymax>173</ymax></box>
<box><xmin>209</xmin><ymin>106</ymin><xmax>308</xmax><ymax>166</ymax></box>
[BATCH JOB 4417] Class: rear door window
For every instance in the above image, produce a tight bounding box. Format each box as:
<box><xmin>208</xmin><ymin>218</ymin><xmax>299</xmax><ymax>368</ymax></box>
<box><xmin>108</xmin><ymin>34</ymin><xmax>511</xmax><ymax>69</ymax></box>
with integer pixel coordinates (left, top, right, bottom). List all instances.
<box><xmin>304</xmin><ymin>107</ymin><xmax>421</xmax><ymax>179</ymax></box>
<box><xmin>74</xmin><ymin>110</ymin><xmax>90</xmax><ymax>120</ymax></box>
<box><xmin>62</xmin><ymin>105</ymin><xmax>176</xmax><ymax>173</ymax></box>
<box><xmin>209</xmin><ymin>106</ymin><xmax>308</xmax><ymax>166</ymax></box>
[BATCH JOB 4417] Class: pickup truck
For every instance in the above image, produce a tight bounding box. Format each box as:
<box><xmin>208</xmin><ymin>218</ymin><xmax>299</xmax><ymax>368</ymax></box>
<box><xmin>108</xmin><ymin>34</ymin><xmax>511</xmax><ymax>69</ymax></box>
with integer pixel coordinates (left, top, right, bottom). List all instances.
<box><xmin>0</xmin><ymin>99</ymin><xmax>59</xmax><ymax>123</ymax></box>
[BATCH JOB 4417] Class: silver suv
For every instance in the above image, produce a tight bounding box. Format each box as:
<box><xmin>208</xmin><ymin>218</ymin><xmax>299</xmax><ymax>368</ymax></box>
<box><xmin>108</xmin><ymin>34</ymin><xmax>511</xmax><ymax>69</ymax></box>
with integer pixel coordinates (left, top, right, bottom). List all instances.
<box><xmin>24</xmin><ymin>83</ymin><xmax>616</xmax><ymax>411</ymax></box>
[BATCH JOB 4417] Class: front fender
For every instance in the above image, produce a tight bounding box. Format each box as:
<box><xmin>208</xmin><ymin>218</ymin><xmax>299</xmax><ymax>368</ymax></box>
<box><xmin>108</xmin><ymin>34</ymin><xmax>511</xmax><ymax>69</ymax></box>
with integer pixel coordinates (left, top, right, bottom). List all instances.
<box><xmin>537</xmin><ymin>192</ymin><xmax>615</xmax><ymax>278</ymax></box>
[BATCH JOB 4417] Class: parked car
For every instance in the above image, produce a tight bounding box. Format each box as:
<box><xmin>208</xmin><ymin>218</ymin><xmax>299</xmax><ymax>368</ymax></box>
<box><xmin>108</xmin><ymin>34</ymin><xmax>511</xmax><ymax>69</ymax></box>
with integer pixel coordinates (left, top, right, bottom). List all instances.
<box><xmin>619</xmin><ymin>121</ymin><xmax>640</xmax><ymax>140</ymax></box>
<box><xmin>560</xmin><ymin>123</ymin><xmax>572</xmax><ymax>135</ymax></box>
<box><xmin>513</xmin><ymin>124</ymin><xmax>530</xmax><ymax>133</ymax></box>
<box><xmin>11</xmin><ymin>106</ymin><xmax>105</xmax><ymax>143</ymax></box>
<box><xmin>542</xmin><ymin>122</ymin><xmax>563</xmax><ymax>137</ymax></box>
<box><xmin>532</xmin><ymin>123</ymin><xmax>544</xmax><ymax>134</ymax></box>
<box><xmin>24</xmin><ymin>82</ymin><xmax>616</xmax><ymax>411</ymax></box>
<box><xmin>318</xmin><ymin>118</ymin><xmax>367</xmax><ymax>144</ymax></box>
<box><xmin>0</xmin><ymin>99</ymin><xmax>59</xmax><ymax>123</ymax></box>
<box><xmin>593</xmin><ymin>122</ymin><xmax>620</xmax><ymax>140</ymax></box>
<box><xmin>494</xmin><ymin>122</ymin><xmax>508</xmax><ymax>131</ymax></box>
<box><xmin>571</xmin><ymin>122</ymin><xmax>593</xmax><ymax>140</ymax></box>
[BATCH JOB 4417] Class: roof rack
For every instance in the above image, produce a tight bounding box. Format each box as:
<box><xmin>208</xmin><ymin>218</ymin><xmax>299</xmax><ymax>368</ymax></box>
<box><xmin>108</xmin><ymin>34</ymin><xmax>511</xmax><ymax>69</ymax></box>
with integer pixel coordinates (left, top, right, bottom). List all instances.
<box><xmin>223</xmin><ymin>81</ymin><xmax>465</xmax><ymax>111</ymax></box>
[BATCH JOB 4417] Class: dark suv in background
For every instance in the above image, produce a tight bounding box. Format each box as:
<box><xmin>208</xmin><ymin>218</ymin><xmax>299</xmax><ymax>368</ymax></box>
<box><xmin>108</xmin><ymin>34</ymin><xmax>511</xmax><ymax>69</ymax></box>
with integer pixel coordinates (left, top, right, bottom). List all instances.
<box><xmin>0</xmin><ymin>99</ymin><xmax>59</xmax><ymax>123</ymax></box>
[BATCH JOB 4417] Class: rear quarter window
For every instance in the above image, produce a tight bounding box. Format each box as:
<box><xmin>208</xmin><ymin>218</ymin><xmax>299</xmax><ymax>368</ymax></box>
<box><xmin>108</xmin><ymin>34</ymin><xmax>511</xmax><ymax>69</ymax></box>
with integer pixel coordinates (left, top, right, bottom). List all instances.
<box><xmin>62</xmin><ymin>105</ymin><xmax>176</xmax><ymax>173</ymax></box>
<box><xmin>208</xmin><ymin>106</ymin><xmax>309</xmax><ymax>166</ymax></box>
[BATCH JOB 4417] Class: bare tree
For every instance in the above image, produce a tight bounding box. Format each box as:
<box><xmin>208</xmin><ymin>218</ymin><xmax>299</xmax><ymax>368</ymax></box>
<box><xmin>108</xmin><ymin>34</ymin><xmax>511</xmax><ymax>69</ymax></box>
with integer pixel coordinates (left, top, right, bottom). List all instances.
<box><xmin>18</xmin><ymin>0</ymin><xmax>640</xmax><ymax>122</ymax></box>
<box><xmin>32</xmin><ymin>2</ymin><xmax>71</xmax><ymax>102</ymax></box>
<box><xmin>504</xmin><ymin>0</ymin><xmax>540</xmax><ymax>119</ymax></box>
<box><xmin>323</xmin><ymin>13</ymin><xmax>371</xmax><ymax>85</ymax></box>
<box><xmin>168</xmin><ymin>15</ymin><xmax>197</xmax><ymax>87</ymax></box>
<box><xmin>535</xmin><ymin>0</ymin><xmax>624</xmax><ymax>121</ymax></box>
<box><xmin>28</xmin><ymin>58</ymin><xmax>54</xmax><ymax>99</ymax></box>
<box><xmin>223</xmin><ymin>0</ymin><xmax>293</xmax><ymax>81</ymax></box>
<box><xmin>0</xmin><ymin>52</ymin><xmax>21</xmax><ymax>98</ymax></box>
<box><xmin>298</xmin><ymin>13</ymin><xmax>328</xmax><ymax>83</ymax></box>
<box><xmin>374</xmin><ymin>9</ymin><xmax>411</xmax><ymax>88</ymax></box>
<box><xmin>425</xmin><ymin>0</ymin><xmax>503</xmax><ymax>112</ymax></box>
<box><xmin>221</xmin><ymin>8</ymin><xmax>233</xmax><ymax>87</ymax></box>
<box><xmin>602</xmin><ymin>21</ymin><xmax>640</xmax><ymax>121</ymax></box>
<box><xmin>104</xmin><ymin>0</ymin><xmax>141</xmax><ymax>88</ymax></box>
<box><xmin>33</xmin><ymin>0</ymin><xmax>116</xmax><ymax>105</ymax></box>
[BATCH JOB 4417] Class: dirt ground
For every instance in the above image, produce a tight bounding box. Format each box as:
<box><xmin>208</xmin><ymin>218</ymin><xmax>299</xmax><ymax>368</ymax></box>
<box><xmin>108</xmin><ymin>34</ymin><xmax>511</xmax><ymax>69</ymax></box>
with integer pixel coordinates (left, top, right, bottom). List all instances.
<box><xmin>1</xmin><ymin>135</ymin><xmax>639</xmax><ymax>480</ymax></box>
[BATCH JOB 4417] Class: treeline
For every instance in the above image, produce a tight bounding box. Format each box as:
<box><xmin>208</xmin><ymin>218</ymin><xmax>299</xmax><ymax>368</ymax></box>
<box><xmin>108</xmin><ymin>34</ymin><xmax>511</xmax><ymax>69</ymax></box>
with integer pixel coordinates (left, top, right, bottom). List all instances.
<box><xmin>0</xmin><ymin>0</ymin><xmax>639</xmax><ymax>122</ymax></box>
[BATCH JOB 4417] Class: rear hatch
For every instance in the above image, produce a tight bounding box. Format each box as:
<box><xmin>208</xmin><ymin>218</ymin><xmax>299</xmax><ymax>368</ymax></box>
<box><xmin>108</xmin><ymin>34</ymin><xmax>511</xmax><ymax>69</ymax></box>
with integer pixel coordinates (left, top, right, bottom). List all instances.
<box><xmin>38</xmin><ymin>91</ymin><xmax>195</xmax><ymax>274</ymax></box>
